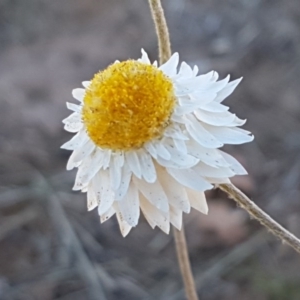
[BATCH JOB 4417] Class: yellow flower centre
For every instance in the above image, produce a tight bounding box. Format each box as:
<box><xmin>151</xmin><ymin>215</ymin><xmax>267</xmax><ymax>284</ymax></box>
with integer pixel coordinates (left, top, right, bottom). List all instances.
<box><xmin>82</xmin><ymin>60</ymin><xmax>176</xmax><ymax>151</ymax></box>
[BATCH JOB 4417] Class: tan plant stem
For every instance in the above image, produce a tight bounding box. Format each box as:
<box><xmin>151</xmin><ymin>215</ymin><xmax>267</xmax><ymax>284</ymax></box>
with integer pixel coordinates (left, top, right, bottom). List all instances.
<box><xmin>148</xmin><ymin>1</ymin><xmax>199</xmax><ymax>299</ymax></box>
<box><xmin>174</xmin><ymin>227</ymin><xmax>199</xmax><ymax>300</ymax></box>
<box><xmin>148</xmin><ymin>2</ymin><xmax>300</xmax><ymax>298</ymax></box>
<box><xmin>148</xmin><ymin>0</ymin><xmax>171</xmax><ymax>64</ymax></box>
<box><xmin>219</xmin><ymin>183</ymin><xmax>300</xmax><ymax>254</ymax></box>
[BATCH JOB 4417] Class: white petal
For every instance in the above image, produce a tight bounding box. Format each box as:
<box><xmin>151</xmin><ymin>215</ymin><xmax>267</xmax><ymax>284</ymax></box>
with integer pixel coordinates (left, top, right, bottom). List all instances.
<box><xmin>139</xmin><ymin>151</ymin><xmax>157</xmax><ymax>183</ymax></box>
<box><xmin>189</xmin><ymin>90</ymin><xmax>217</xmax><ymax>105</ymax></box>
<box><xmin>125</xmin><ymin>151</ymin><xmax>142</xmax><ymax>178</ymax></box>
<box><xmin>156</xmin><ymin>156</ymin><xmax>186</xmax><ymax>169</ymax></box>
<box><xmin>71</xmin><ymin>139</ymin><xmax>95</xmax><ymax>164</ymax></box>
<box><xmin>64</xmin><ymin>121</ymin><xmax>82</xmax><ymax>133</ymax></box>
<box><xmin>167</xmin><ymin>168</ymin><xmax>213</xmax><ymax>191</ymax></box>
<box><xmin>66</xmin><ymin>151</ymin><xmax>81</xmax><ymax>170</ymax></box>
<box><xmin>62</xmin><ymin>112</ymin><xmax>81</xmax><ymax>124</ymax></box>
<box><xmin>101</xmin><ymin>150</ymin><xmax>111</xmax><ymax>170</ymax></box>
<box><xmin>164</xmin><ymin>142</ymin><xmax>199</xmax><ymax>168</ymax></box>
<box><xmin>193</xmin><ymin>65</ymin><xmax>199</xmax><ymax>76</ymax></box>
<box><xmin>140</xmin><ymin>196</ymin><xmax>170</xmax><ymax>233</ymax></box>
<box><xmin>117</xmin><ymin>184</ymin><xmax>140</xmax><ymax>226</ymax></box>
<box><xmin>194</xmin><ymin>110</ymin><xmax>236</xmax><ymax>126</ymax></box>
<box><xmin>211</xmin><ymin>71</ymin><xmax>219</xmax><ymax>81</ymax></box>
<box><xmin>199</xmin><ymin>102</ymin><xmax>229</xmax><ymax>113</ymax></box>
<box><xmin>173</xmin><ymin>138</ymin><xmax>187</xmax><ymax>154</ymax></box>
<box><xmin>219</xmin><ymin>151</ymin><xmax>247</xmax><ymax>175</ymax></box>
<box><xmin>156</xmin><ymin>166</ymin><xmax>191</xmax><ymax>213</ymax></box>
<box><xmin>193</xmin><ymin>162</ymin><xmax>235</xmax><ymax>178</ymax></box>
<box><xmin>177</xmin><ymin>71</ymin><xmax>215</xmax><ymax>88</ymax></box>
<box><xmin>187</xmin><ymin>74</ymin><xmax>228</xmax><ymax>93</ymax></box>
<box><xmin>114</xmin><ymin>204</ymin><xmax>132</xmax><ymax>237</ymax></box>
<box><xmin>133</xmin><ymin>177</ymin><xmax>169</xmax><ymax>212</ymax></box>
<box><xmin>227</xmin><ymin>116</ymin><xmax>246</xmax><ymax>127</ymax></box>
<box><xmin>202</xmin><ymin>124</ymin><xmax>254</xmax><ymax>145</ymax></box>
<box><xmin>170</xmin><ymin>206</ymin><xmax>182</xmax><ymax>230</ymax></box>
<box><xmin>94</xmin><ymin>170</ymin><xmax>114</xmax><ymax>215</ymax></box>
<box><xmin>72</xmin><ymin>88</ymin><xmax>85</xmax><ymax>102</ymax></box>
<box><xmin>186</xmin><ymin>189</ymin><xmax>208</xmax><ymax>214</ymax></box>
<box><xmin>176</xmin><ymin>95</ymin><xmax>192</xmax><ymax>107</ymax></box>
<box><xmin>202</xmin><ymin>70</ymin><xmax>216</xmax><ymax>81</ymax></box>
<box><xmin>185</xmin><ymin>115</ymin><xmax>223</xmax><ymax>148</ymax></box>
<box><xmin>115</xmin><ymin>152</ymin><xmax>124</xmax><ymax>168</ymax></box>
<box><xmin>110</xmin><ymin>155</ymin><xmax>122</xmax><ymax>190</ymax></box>
<box><xmin>144</xmin><ymin>142</ymin><xmax>158</xmax><ymax>159</ymax></box>
<box><xmin>175</xmin><ymin>103</ymin><xmax>201</xmax><ymax>115</ymax></box>
<box><xmin>159</xmin><ymin>52</ymin><xmax>179</xmax><ymax>77</ymax></box>
<box><xmin>156</xmin><ymin>151</ymin><xmax>198</xmax><ymax>169</ymax></box>
<box><xmin>171</xmin><ymin>114</ymin><xmax>185</xmax><ymax>124</ymax></box>
<box><xmin>206</xmin><ymin>177</ymin><xmax>231</xmax><ymax>184</ymax></box>
<box><xmin>75</xmin><ymin>149</ymin><xmax>105</xmax><ymax>186</ymax></box>
<box><xmin>215</xmin><ymin>78</ymin><xmax>242</xmax><ymax>103</ymax></box>
<box><xmin>73</xmin><ymin>154</ymin><xmax>94</xmax><ymax>190</ymax></box>
<box><xmin>173</xmin><ymin>85</ymin><xmax>192</xmax><ymax>97</ymax></box>
<box><xmin>139</xmin><ymin>48</ymin><xmax>151</xmax><ymax>64</ymax></box>
<box><xmin>178</xmin><ymin>61</ymin><xmax>193</xmax><ymax>78</ymax></box>
<box><xmin>61</xmin><ymin>129</ymin><xmax>88</xmax><ymax>150</ymax></box>
<box><xmin>100</xmin><ymin>206</ymin><xmax>115</xmax><ymax>223</ymax></box>
<box><xmin>164</xmin><ymin>127</ymin><xmax>189</xmax><ymax>140</ymax></box>
<box><xmin>141</xmin><ymin>207</ymin><xmax>156</xmax><ymax>228</ymax></box>
<box><xmin>66</xmin><ymin>102</ymin><xmax>81</xmax><ymax>112</ymax></box>
<box><xmin>186</xmin><ymin>140</ymin><xmax>229</xmax><ymax>168</ymax></box>
<box><xmin>81</xmin><ymin>184</ymin><xmax>88</xmax><ymax>192</ymax></box>
<box><xmin>155</xmin><ymin>142</ymin><xmax>171</xmax><ymax>160</ymax></box>
<box><xmin>114</xmin><ymin>163</ymin><xmax>132</xmax><ymax>201</ymax></box>
<box><xmin>204</xmin><ymin>75</ymin><xmax>230</xmax><ymax>92</ymax></box>
<box><xmin>87</xmin><ymin>182</ymin><xmax>98</xmax><ymax>211</ymax></box>
<box><xmin>82</xmin><ymin>81</ymin><xmax>91</xmax><ymax>88</ymax></box>
<box><xmin>180</xmin><ymin>73</ymin><xmax>228</xmax><ymax>92</ymax></box>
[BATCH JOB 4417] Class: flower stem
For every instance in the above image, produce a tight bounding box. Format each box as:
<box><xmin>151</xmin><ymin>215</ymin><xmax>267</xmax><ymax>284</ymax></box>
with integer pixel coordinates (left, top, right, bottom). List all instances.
<box><xmin>147</xmin><ymin>1</ymin><xmax>199</xmax><ymax>299</ymax></box>
<box><xmin>173</xmin><ymin>227</ymin><xmax>199</xmax><ymax>300</ymax></box>
<box><xmin>148</xmin><ymin>0</ymin><xmax>171</xmax><ymax>64</ymax></box>
<box><xmin>219</xmin><ymin>183</ymin><xmax>300</xmax><ymax>254</ymax></box>
<box><xmin>148</xmin><ymin>1</ymin><xmax>300</xmax><ymax>296</ymax></box>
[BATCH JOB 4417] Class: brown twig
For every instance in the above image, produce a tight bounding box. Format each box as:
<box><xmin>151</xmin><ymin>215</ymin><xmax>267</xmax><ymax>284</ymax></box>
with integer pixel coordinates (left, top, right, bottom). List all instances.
<box><xmin>148</xmin><ymin>0</ymin><xmax>171</xmax><ymax>64</ymax></box>
<box><xmin>173</xmin><ymin>227</ymin><xmax>199</xmax><ymax>300</ymax></box>
<box><xmin>172</xmin><ymin>230</ymin><xmax>271</xmax><ymax>300</ymax></box>
<box><xmin>147</xmin><ymin>2</ymin><xmax>199</xmax><ymax>299</ymax></box>
<box><xmin>219</xmin><ymin>183</ymin><xmax>300</xmax><ymax>254</ymax></box>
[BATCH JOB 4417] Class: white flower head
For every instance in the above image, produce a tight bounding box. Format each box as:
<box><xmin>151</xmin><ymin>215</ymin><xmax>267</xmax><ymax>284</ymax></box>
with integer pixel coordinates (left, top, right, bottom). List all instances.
<box><xmin>62</xmin><ymin>49</ymin><xmax>253</xmax><ymax>236</ymax></box>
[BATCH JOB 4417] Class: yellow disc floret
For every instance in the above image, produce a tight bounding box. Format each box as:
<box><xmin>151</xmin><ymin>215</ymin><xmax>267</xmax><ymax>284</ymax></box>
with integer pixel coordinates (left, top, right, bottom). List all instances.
<box><xmin>82</xmin><ymin>60</ymin><xmax>176</xmax><ymax>151</ymax></box>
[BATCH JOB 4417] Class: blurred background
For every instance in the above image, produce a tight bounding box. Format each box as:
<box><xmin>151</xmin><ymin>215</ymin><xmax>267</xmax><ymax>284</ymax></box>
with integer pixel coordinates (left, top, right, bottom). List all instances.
<box><xmin>0</xmin><ymin>0</ymin><xmax>300</xmax><ymax>299</ymax></box>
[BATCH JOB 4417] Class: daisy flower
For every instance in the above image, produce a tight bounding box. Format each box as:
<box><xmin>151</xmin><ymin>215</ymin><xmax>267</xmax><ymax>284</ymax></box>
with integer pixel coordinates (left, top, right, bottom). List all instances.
<box><xmin>62</xmin><ymin>49</ymin><xmax>253</xmax><ymax>236</ymax></box>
